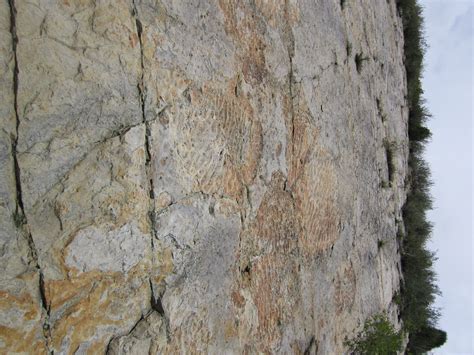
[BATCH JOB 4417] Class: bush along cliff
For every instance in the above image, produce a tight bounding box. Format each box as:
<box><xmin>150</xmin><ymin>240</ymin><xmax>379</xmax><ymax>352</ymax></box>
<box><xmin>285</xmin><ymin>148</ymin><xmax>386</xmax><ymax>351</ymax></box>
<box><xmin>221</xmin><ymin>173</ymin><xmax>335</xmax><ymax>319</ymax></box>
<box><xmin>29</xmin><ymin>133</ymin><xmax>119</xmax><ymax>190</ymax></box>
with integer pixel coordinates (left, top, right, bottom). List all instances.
<box><xmin>397</xmin><ymin>0</ymin><xmax>447</xmax><ymax>352</ymax></box>
<box><xmin>345</xmin><ymin>314</ymin><xmax>404</xmax><ymax>354</ymax></box>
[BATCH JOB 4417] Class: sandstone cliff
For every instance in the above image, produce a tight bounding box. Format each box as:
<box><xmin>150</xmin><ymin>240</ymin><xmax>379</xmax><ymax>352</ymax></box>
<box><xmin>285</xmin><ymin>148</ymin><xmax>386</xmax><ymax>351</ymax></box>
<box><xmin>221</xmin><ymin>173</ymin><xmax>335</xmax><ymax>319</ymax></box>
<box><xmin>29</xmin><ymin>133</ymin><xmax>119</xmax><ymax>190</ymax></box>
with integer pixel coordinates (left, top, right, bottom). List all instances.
<box><xmin>0</xmin><ymin>0</ymin><xmax>409</xmax><ymax>353</ymax></box>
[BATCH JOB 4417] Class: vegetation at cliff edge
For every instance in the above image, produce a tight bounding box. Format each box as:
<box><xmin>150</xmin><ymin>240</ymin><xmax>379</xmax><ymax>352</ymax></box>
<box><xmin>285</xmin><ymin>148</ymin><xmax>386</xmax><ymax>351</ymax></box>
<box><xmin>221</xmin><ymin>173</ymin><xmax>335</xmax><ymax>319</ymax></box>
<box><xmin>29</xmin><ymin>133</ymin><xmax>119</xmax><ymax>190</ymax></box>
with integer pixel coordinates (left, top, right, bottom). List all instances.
<box><xmin>396</xmin><ymin>0</ymin><xmax>447</xmax><ymax>352</ymax></box>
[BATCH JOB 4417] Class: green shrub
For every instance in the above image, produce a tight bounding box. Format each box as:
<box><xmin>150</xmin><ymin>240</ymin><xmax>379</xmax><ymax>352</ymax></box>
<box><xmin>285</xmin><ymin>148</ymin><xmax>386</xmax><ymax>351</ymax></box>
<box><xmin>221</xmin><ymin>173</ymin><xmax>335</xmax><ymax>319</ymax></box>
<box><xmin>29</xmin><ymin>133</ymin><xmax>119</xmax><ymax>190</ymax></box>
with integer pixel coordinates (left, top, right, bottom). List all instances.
<box><xmin>392</xmin><ymin>292</ymin><xmax>402</xmax><ymax>307</ymax></box>
<box><xmin>396</xmin><ymin>0</ymin><xmax>431</xmax><ymax>145</ymax></box>
<box><xmin>408</xmin><ymin>326</ymin><xmax>447</xmax><ymax>353</ymax></box>
<box><xmin>345</xmin><ymin>314</ymin><xmax>403</xmax><ymax>354</ymax></box>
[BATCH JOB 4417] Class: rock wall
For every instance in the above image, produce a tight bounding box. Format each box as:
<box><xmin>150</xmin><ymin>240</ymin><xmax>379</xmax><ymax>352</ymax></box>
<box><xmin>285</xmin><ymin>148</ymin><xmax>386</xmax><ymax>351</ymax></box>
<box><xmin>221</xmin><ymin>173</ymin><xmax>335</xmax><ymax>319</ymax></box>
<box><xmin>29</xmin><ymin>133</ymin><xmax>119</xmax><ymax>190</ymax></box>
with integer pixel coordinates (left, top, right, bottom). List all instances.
<box><xmin>0</xmin><ymin>0</ymin><xmax>409</xmax><ymax>353</ymax></box>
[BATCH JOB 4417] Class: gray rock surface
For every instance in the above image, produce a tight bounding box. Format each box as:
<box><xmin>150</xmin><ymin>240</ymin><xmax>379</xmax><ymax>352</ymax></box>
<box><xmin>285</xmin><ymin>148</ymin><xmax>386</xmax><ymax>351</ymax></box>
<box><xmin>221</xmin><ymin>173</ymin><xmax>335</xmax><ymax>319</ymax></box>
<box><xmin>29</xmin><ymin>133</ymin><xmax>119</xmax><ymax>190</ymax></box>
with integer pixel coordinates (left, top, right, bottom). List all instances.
<box><xmin>0</xmin><ymin>0</ymin><xmax>409</xmax><ymax>353</ymax></box>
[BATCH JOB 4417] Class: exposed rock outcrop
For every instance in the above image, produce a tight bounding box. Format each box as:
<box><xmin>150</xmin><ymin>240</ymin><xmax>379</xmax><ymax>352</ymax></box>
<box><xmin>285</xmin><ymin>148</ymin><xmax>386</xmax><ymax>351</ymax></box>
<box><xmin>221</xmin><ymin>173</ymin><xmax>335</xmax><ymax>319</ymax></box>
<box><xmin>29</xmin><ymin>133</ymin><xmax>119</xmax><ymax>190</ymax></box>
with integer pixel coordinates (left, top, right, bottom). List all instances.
<box><xmin>0</xmin><ymin>0</ymin><xmax>409</xmax><ymax>353</ymax></box>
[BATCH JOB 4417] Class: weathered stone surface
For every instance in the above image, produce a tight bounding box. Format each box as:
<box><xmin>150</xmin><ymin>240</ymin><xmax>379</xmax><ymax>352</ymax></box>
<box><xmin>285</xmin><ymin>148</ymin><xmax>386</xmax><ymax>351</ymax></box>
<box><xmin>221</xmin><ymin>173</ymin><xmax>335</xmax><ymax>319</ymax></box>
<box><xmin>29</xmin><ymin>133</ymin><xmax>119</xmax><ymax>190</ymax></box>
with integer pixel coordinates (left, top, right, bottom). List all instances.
<box><xmin>16</xmin><ymin>0</ymin><xmax>143</xmax><ymax>210</ymax></box>
<box><xmin>1</xmin><ymin>0</ymin><xmax>409</xmax><ymax>353</ymax></box>
<box><xmin>107</xmin><ymin>311</ymin><xmax>168</xmax><ymax>355</ymax></box>
<box><xmin>1</xmin><ymin>1</ymin><xmax>48</xmax><ymax>353</ymax></box>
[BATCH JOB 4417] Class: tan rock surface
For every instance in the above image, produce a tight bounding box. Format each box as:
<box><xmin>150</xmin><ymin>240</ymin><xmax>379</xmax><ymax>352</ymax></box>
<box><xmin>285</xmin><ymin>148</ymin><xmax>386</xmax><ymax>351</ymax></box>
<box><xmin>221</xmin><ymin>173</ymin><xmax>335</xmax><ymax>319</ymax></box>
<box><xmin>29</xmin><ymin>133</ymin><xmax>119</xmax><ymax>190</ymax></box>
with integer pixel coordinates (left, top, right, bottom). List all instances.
<box><xmin>1</xmin><ymin>0</ymin><xmax>409</xmax><ymax>353</ymax></box>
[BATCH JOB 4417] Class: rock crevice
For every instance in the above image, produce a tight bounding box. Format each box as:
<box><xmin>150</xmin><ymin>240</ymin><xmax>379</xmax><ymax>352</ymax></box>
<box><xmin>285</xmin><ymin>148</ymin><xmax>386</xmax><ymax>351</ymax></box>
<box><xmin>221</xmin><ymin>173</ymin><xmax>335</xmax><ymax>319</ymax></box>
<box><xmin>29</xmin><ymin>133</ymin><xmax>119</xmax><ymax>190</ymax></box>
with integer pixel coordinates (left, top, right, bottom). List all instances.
<box><xmin>7</xmin><ymin>0</ymin><xmax>51</xmax><ymax>351</ymax></box>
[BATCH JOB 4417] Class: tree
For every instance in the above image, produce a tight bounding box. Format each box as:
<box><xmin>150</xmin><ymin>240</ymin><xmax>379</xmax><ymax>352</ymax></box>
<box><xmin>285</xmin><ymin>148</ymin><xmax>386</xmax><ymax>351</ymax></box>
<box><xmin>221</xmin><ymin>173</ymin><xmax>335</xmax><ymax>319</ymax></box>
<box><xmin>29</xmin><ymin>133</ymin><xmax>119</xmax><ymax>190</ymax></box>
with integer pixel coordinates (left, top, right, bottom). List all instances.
<box><xmin>408</xmin><ymin>326</ymin><xmax>447</xmax><ymax>353</ymax></box>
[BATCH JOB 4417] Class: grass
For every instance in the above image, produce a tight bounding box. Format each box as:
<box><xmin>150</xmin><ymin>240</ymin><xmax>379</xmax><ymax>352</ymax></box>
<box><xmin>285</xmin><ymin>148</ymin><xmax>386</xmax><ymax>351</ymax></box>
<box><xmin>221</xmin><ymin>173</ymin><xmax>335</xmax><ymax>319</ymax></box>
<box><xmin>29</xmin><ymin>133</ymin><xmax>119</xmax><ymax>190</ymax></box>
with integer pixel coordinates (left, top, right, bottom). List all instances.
<box><xmin>396</xmin><ymin>0</ymin><xmax>446</xmax><ymax>352</ymax></box>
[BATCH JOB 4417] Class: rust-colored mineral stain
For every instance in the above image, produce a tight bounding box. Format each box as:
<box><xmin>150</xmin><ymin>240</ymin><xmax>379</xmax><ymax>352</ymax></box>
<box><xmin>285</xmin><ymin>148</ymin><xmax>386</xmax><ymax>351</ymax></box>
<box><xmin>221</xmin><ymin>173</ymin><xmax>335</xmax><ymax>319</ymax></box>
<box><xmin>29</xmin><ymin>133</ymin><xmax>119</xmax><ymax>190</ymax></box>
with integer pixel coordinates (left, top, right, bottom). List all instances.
<box><xmin>47</xmin><ymin>274</ymin><xmax>127</xmax><ymax>353</ymax></box>
<box><xmin>0</xmin><ymin>290</ymin><xmax>40</xmax><ymax>321</ymax></box>
<box><xmin>231</xmin><ymin>290</ymin><xmax>245</xmax><ymax>308</ymax></box>
<box><xmin>129</xmin><ymin>33</ymin><xmax>139</xmax><ymax>48</ymax></box>
<box><xmin>285</xmin><ymin>91</ymin><xmax>341</xmax><ymax>256</ymax></box>
<box><xmin>41</xmin><ymin>264</ymin><xmax>150</xmax><ymax>353</ymax></box>
<box><xmin>0</xmin><ymin>278</ymin><xmax>46</xmax><ymax>353</ymax></box>
<box><xmin>177</xmin><ymin>83</ymin><xmax>261</xmax><ymax>199</ymax></box>
<box><xmin>252</xmin><ymin>256</ymin><xmax>283</xmax><ymax>346</ymax></box>
<box><xmin>295</xmin><ymin>162</ymin><xmax>340</xmax><ymax>256</ymax></box>
<box><xmin>0</xmin><ymin>324</ymin><xmax>47</xmax><ymax>354</ymax></box>
<box><xmin>244</xmin><ymin>173</ymin><xmax>301</xmax><ymax>351</ymax></box>
<box><xmin>217</xmin><ymin>1</ymin><xmax>268</xmax><ymax>84</ymax></box>
<box><xmin>224</xmin><ymin>320</ymin><xmax>238</xmax><ymax>339</ymax></box>
<box><xmin>335</xmin><ymin>265</ymin><xmax>356</xmax><ymax>316</ymax></box>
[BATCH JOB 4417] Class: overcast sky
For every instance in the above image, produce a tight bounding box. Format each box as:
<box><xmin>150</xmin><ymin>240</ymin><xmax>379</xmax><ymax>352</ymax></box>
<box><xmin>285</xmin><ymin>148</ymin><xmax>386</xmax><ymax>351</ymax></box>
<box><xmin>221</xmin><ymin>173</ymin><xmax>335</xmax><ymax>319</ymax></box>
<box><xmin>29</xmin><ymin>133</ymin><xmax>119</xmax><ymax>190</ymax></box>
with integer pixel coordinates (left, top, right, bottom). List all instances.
<box><xmin>419</xmin><ymin>1</ymin><xmax>473</xmax><ymax>354</ymax></box>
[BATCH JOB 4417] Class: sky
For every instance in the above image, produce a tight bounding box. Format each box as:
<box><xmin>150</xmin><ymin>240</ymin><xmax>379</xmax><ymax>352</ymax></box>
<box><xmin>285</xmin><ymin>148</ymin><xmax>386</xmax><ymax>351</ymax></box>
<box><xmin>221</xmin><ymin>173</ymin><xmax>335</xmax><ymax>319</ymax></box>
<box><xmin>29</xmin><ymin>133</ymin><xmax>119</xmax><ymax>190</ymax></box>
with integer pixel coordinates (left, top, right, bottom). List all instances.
<box><xmin>419</xmin><ymin>0</ymin><xmax>473</xmax><ymax>354</ymax></box>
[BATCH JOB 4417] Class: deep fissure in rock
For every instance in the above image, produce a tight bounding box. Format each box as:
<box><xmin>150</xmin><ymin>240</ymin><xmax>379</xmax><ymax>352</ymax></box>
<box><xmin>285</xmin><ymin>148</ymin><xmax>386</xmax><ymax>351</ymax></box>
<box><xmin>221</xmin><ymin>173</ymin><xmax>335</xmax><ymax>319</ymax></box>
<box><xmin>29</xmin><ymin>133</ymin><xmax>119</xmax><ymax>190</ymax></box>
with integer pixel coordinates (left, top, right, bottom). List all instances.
<box><xmin>130</xmin><ymin>5</ymin><xmax>170</xmax><ymax>344</ymax></box>
<box><xmin>8</xmin><ymin>0</ymin><xmax>51</xmax><ymax>350</ymax></box>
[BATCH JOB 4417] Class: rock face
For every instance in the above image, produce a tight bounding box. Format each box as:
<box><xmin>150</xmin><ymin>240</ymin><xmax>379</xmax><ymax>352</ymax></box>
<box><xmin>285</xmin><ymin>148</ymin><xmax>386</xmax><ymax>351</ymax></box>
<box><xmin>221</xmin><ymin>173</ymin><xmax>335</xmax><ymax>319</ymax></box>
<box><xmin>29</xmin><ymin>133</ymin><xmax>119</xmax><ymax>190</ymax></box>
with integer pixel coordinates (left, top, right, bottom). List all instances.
<box><xmin>0</xmin><ymin>0</ymin><xmax>409</xmax><ymax>353</ymax></box>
